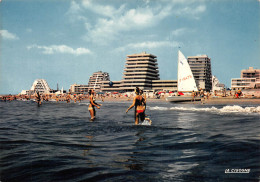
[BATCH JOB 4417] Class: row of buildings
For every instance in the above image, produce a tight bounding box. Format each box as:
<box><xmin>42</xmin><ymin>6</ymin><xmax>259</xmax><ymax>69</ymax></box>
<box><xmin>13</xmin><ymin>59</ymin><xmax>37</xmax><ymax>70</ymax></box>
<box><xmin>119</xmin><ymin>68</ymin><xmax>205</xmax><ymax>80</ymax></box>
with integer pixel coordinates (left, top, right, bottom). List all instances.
<box><xmin>20</xmin><ymin>52</ymin><xmax>259</xmax><ymax>95</ymax></box>
<box><xmin>70</xmin><ymin>52</ymin><xmax>213</xmax><ymax>94</ymax></box>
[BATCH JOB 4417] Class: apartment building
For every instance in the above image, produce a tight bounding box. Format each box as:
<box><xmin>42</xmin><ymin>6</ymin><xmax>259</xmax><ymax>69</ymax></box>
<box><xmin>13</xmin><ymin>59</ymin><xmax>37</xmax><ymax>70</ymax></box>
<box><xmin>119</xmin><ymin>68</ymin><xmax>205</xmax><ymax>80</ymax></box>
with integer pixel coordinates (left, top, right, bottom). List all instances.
<box><xmin>70</xmin><ymin>84</ymin><xmax>89</xmax><ymax>94</ymax></box>
<box><xmin>152</xmin><ymin>80</ymin><xmax>177</xmax><ymax>91</ymax></box>
<box><xmin>88</xmin><ymin>71</ymin><xmax>110</xmax><ymax>91</ymax></box>
<box><xmin>187</xmin><ymin>55</ymin><xmax>212</xmax><ymax>91</ymax></box>
<box><xmin>231</xmin><ymin>67</ymin><xmax>260</xmax><ymax>90</ymax></box>
<box><xmin>100</xmin><ymin>81</ymin><xmax>123</xmax><ymax>92</ymax></box>
<box><xmin>120</xmin><ymin>52</ymin><xmax>160</xmax><ymax>92</ymax></box>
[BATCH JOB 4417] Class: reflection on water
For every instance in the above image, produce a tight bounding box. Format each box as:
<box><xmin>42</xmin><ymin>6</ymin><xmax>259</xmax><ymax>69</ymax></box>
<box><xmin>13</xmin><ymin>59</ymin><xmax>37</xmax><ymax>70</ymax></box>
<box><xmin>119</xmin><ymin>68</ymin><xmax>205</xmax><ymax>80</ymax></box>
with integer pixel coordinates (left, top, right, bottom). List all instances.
<box><xmin>176</xmin><ymin>111</ymin><xmax>197</xmax><ymax>129</ymax></box>
<box><xmin>163</xmin><ymin>162</ymin><xmax>199</xmax><ymax>180</ymax></box>
<box><xmin>83</xmin><ymin>135</ymin><xmax>93</xmax><ymax>156</ymax></box>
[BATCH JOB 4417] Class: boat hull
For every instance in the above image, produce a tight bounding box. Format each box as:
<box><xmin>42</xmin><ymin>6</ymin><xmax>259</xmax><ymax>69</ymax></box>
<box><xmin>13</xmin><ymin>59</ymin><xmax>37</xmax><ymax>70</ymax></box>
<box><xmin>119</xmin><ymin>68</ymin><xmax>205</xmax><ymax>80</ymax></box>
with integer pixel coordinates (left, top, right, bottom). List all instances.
<box><xmin>166</xmin><ymin>96</ymin><xmax>201</xmax><ymax>103</ymax></box>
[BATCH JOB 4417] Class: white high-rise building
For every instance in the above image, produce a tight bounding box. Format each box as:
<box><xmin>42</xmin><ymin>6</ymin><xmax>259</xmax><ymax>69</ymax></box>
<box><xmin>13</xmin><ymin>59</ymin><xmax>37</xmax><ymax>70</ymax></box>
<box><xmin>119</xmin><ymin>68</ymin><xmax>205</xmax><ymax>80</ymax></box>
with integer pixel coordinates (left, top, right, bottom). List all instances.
<box><xmin>30</xmin><ymin>79</ymin><xmax>51</xmax><ymax>93</ymax></box>
<box><xmin>88</xmin><ymin>71</ymin><xmax>110</xmax><ymax>91</ymax></box>
<box><xmin>187</xmin><ymin>55</ymin><xmax>212</xmax><ymax>91</ymax></box>
<box><xmin>121</xmin><ymin>52</ymin><xmax>160</xmax><ymax>92</ymax></box>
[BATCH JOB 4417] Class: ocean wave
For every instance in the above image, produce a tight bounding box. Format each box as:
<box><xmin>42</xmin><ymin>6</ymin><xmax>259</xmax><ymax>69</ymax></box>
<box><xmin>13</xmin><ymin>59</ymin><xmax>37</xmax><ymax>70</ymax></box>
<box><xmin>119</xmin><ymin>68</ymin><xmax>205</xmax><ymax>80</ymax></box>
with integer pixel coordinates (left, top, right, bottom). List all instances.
<box><xmin>149</xmin><ymin>105</ymin><xmax>260</xmax><ymax>114</ymax></box>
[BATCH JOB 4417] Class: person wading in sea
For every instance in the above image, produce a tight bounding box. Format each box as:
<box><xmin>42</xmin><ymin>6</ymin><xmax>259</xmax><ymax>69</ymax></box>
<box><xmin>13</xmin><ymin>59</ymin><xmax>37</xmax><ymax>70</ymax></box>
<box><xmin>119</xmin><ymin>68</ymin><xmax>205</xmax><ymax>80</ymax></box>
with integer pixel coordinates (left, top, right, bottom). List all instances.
<box><xmin>126</xmin><ymin>87</ymin><xmax>146</xmax><ymax>125</ymax></box>
<box><xmin>35</xmin><ymin>91</ymin><xmax>42</xmax><ymax>107</ymax></box>
<box><xmin>88</xmin><ymin>89</ymin><xmax>102</xmax><ymax>121</ymax></box>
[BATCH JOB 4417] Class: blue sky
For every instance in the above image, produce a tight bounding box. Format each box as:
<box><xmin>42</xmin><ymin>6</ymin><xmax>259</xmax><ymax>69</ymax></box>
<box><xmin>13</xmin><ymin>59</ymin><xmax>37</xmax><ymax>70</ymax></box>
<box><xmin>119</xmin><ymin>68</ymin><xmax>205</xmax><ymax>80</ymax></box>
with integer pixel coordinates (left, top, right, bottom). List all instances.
<box><xmin>0</xmin><ymin>0</ymin><xmax>259</xmax><ymax>94</ymax></box>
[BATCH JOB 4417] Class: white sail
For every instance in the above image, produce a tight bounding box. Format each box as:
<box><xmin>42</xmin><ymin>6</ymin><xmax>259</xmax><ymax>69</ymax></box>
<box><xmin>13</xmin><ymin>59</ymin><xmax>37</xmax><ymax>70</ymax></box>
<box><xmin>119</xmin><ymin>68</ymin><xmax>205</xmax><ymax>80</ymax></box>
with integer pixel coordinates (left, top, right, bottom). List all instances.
<box><xmin>178</xmin><ymin>50</ymin><xmax>198</xmax><ymax>92</ymax></box>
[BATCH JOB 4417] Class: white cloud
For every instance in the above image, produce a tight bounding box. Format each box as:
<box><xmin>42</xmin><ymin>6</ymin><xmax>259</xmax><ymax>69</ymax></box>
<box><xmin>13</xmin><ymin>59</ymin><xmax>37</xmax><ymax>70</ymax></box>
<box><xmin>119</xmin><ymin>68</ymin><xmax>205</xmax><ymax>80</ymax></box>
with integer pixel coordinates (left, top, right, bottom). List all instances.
<box><xmin>27</xmin><ymin>44</ymin><xmax>92</xmax><ymax>55</ymax></box>
<box><xmin>0</xmin><ymin>30</ymin><xmax>19</xmax><ymax>40</ymax></box>
<box><xmin>160</xmin><ymin>0</ymin><xmax>206</xmax><ymax>4</ymax></box>
<box><xmin>171</xmin><ymin>28</ymin><xmax>187</xmax><ymax>36</ymax></box>
<box><xmin>67</xmin><ymin>0</ymin><xmax>206</xmax><ymax>45</ymax></box>
<box><xmin>116</xmin><ymin>41</ymin><xmax>180</xmax><ymax>52</ymax></box>
<box><xmin>82</xmin><ymin>2</ymin><xmax>172</xmax><ymax>45</ymax></box>
<box><xmin>82</xmin><ymin>0</ymin><xmax>125</xmax><ymax>18</ymax></box>
<box><xmin>143</xmin><ymin>0</ymin><xmax>150</xmax><ymax>4</ymax></box>
<box><xmin>66</xmin><ymin>1</ymin><xmax>87</xmax><ymax>22</ymax></box>
<box><xmin>69</xmin><ymin>1</ymin><xmax>81</xmax><ymax>14</ymax></box>
<box><xmin>175</xmin><ymin>5</ymin><xmax>206</xmax><ymax>19</ymax></box>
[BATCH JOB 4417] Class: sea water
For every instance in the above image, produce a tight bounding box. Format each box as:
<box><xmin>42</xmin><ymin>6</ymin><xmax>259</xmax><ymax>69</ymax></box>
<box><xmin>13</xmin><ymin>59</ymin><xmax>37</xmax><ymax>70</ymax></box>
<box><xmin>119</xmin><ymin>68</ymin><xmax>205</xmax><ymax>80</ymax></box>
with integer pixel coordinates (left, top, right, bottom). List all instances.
<box><xmin>0</xmin><ymin>100</ymin><xmax>259</xmax><ymax>181</ymax></box>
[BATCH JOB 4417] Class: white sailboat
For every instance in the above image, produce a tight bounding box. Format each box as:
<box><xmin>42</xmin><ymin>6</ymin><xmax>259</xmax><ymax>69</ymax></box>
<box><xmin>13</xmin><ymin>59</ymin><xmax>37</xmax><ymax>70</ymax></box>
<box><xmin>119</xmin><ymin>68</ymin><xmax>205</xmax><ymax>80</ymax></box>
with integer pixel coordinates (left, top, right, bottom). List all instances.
<box><xmin>166</xmin><ymin>50</ymin><xmax>201</xmax><ymax>102</ymax></box>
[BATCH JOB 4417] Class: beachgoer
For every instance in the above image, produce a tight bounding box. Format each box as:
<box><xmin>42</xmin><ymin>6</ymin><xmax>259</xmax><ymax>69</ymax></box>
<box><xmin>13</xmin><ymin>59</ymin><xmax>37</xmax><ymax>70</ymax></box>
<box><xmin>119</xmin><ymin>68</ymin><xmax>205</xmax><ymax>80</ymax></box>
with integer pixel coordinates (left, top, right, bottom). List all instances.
<box><xmin>237</xmin><ymin>90</ymin><xmax>242</xmax><ymax>98</ymax></box>
<box><xmin>74</xmin><ymin>94</ymin><xmax>77</xmax><ymax>103</ymax></box>
<box><xmin>126</xmin><ymin>87</ymin><xmax>146</xmax><ymax>125</ymax></box>
<box><xmin>140</xmin><ymin>90</ymin><xmax>152</xmax><ymax>125</ymax></box>
<box><xmin>35</xmin><ymin>91</ymin><xmax>42</xmax><ymax>106</ymax></box>
<box><xmin>55</xmin><ymin>94</ymin><xmax>59</xmax><ymax>102</ymax></box>
<box><xmin>206</xmin><ymin>91</ymin><xmax>210</xmax><ymax>99</ymax></box>
<box><xmin>200</xmin><ymin>89</ymin><xmax>205</xmax><ymax>103</ymax></box>
<box><xmin>66</xmin><ymin>93</ymin><xmax>72</xmax><ymax>103</ymax></box>
<box><xmin>140</xmin><ymin>89</ymin><xmax>146</xmax><ymax>114</ymax></box>
<box><xmin>234</xmin><ymin>91</ymin><xmax>238</xmax><ymax>98</ymax></box>
<box><xmin>192</xmin><ymin>90</ymin><xmax>195</xmax><ymax>101</ymax></box>
<box><xmin>78</xmin><ymin>94</ymin><xmax>82</xmax><ymax>103</ymax></box>
<box><xmin>88</xmin><ymin>89</ymin><xmax>101</xmax><ymax>121</ymax></box>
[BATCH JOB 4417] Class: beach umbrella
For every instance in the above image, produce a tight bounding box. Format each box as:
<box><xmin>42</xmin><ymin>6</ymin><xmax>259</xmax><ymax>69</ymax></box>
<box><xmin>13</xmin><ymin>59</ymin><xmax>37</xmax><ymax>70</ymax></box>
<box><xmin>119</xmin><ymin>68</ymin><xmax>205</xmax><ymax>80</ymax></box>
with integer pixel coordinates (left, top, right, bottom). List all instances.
<box><xmin>97</xmin><ymin>92</ymin><xmax>104</xmax><ymax>94</ymax></box>
<box><xmin>178</xmin><ymin>92</ymin><xmax>184</xmax><ymax>95</ymax></box>
<box><xmin>169</xmin><ymin>91</ymin><xmax>174</xmax><ymax>93</ymax></box>
<box><xmin>113</xmin><ymin>92</ymin><xmax>119</xmax><ymax>94</ymax></box>
<box><xmin>158</xmin><ymin>91</ymin><xmax>165</xmax><ymax>94</ymax></box>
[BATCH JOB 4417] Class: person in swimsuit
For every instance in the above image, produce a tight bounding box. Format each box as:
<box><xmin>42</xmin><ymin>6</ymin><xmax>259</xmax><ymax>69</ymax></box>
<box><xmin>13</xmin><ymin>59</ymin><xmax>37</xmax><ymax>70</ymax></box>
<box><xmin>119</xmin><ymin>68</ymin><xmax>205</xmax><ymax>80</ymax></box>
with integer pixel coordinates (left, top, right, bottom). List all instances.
<box><xmin>126</xmin><ymin>87</ymin><xmax>146</xmax><ymax>125</ymax></box>
<box><xmin>88</xmin><ymin>89</ymin><xmax>101</xmax><ymax>121</ymax></box>
<box><xmin>35</xmin><ymin>91</ymin><xmax>42</xmax><ymax>107</ymax></box>
<box><xmin>140</xmin><ymin>89</ymin><xmax>152</xmax><ymax>124</ymax></box>
<box><xmin>140</xmin><ymin>89</ymin><xmax>146</xmax><ymax>113</ymax></box>
<box><xmin>66</xmin><ymin>92</ymin><xmax>72</xmax><ymax>103</ymax></box>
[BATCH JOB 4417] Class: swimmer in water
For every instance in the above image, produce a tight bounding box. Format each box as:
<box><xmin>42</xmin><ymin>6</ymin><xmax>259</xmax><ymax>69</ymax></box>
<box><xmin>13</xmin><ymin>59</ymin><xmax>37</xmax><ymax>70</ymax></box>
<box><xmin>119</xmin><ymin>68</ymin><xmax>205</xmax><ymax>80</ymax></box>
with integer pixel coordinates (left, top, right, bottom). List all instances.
<box><xmin>88</xmin><ymin>89</ymin><xmax>102</xmax><ymax>121</ymax></box>
<box><xmin>126</xmin><ymin>87</ymin><xmax>146</xmax><ymax>125</ymax></box>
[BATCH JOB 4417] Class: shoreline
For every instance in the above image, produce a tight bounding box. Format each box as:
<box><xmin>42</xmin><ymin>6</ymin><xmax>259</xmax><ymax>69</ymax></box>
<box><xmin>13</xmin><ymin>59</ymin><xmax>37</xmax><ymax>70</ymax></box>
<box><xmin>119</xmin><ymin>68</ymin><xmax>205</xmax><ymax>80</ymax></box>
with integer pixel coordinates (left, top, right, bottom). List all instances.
<box><xmin>100</xmin><ymin>97</ymin><xmax>260</xmax><ymax>105</ymax></box>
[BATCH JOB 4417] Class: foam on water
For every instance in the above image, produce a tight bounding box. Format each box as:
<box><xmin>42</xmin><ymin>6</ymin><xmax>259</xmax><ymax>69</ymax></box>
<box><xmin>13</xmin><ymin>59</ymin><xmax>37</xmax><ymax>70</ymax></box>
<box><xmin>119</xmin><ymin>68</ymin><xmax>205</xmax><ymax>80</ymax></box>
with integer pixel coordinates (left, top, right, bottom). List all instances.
<box><xmin>140</xmin><ymin>119</ymin><xmax>152</xmax><ymax>126</ymax></box>
<box><xmin>149</xmin><ymin>105</ymin><xmax>260</xmax><ymax>114</ymax></box>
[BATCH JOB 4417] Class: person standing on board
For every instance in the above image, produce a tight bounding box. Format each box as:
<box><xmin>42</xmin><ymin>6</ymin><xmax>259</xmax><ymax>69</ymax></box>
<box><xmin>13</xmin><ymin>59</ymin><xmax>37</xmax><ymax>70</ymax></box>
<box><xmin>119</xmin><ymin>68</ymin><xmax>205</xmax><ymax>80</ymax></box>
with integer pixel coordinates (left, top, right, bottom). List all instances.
<box><xmin>126</xmin><ymin>87</ymin><xmax>146</xmax><ymax>125</ymax></box>
<box><xmin>88</xmin><ymin>89</ymin><xmax>101</xmax><ymax>121</ymax></box>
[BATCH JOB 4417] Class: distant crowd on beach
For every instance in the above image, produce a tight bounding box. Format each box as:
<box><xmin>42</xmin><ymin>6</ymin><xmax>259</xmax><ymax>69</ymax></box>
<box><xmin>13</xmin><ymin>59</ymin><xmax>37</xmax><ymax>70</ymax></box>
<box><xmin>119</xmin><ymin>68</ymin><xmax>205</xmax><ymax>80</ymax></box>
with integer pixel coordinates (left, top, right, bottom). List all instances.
<box><xmin>0</xmin><ymin>92</ymin><xmax>143</xmax><ymax>102</ymax></box>
<box><xmin>0</xmin><ymin>88</ymin><xmax>259</xmax><ymax>102</ymax></box>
